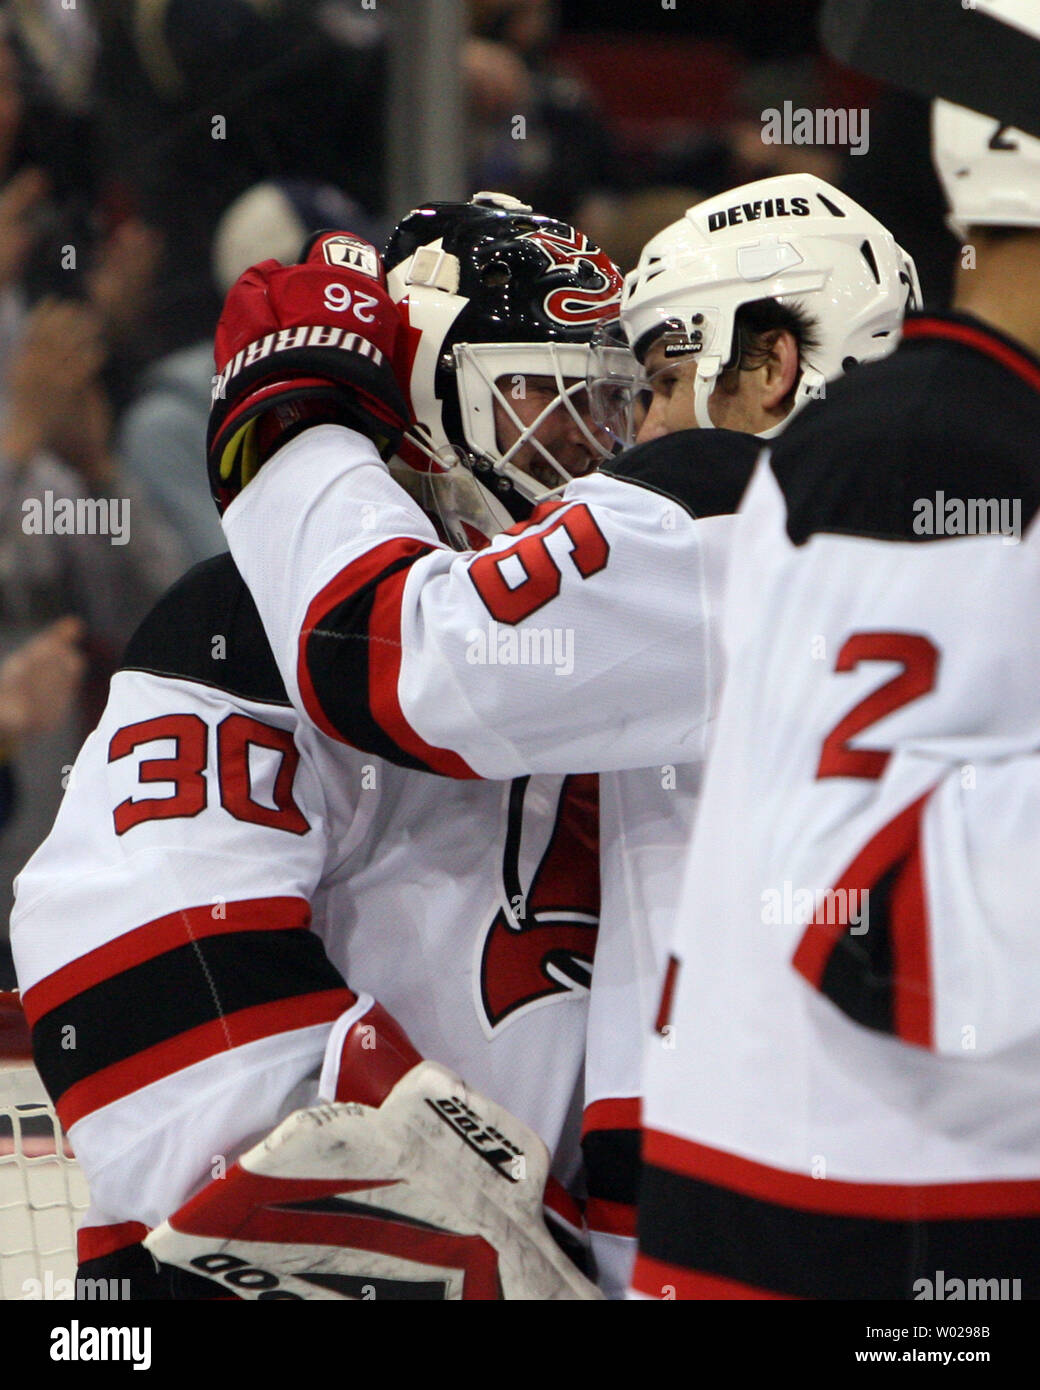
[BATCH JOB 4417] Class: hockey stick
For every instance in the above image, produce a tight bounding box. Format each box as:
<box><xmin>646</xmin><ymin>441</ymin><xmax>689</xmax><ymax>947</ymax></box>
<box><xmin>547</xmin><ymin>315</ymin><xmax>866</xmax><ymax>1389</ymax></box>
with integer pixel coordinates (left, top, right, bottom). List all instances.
<box><xmin>820</xmin><ymin>0</ymin><xmax>1040</xmax><ymax>139</ymax></box>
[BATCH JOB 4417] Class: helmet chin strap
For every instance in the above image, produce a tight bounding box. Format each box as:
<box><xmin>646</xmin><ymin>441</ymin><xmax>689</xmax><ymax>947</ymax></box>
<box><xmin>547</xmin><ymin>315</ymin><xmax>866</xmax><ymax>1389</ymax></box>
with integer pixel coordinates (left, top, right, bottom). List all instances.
<box><xmin>755</xmin><ymin>418</ymin><xmax>788</xmax><ymax>440</ymax></box>
<box><xmin>693</xmin><ymin>358</ymin><xmax>819</xmax><ymax>439</ymax></box>
<box><xmin>756</xmin><ymin>365</ymin><xmax>827</xmax><ymax>438</ymax></box>
<box><xmin>693</xmin><ymin>361</ymin><xmax>719</xmax><ymax>431</ymax></box>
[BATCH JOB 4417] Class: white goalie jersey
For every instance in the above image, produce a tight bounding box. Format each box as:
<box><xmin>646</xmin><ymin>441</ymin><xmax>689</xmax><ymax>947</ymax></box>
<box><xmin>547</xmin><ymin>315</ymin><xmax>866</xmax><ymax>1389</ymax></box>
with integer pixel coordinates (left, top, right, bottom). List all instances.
<box><xmin>10</xmin><ymin>554</ymin><xmax>599</xmax><ymax>1257</ymax></box>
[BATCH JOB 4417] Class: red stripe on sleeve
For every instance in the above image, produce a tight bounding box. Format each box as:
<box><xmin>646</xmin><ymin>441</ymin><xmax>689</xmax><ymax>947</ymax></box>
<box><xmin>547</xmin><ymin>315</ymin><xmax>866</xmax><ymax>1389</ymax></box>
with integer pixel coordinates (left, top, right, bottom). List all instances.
<box><xmin>77</xmin><ymin>1221</ymin><xmax>150</xmax><ymax>1264</ymax></box>
<box><xmin>585</xmin><ymin>1196</ymin><xmax>637</xmax><ymax>1238</ymax></box>
<box><xmin>296</xmin><ymin>539</ymin><xmax>477</xmax><ymax>778</ymax></box>
<box><xmin>632</xmin><ymin>1253</ymin><xmax>795</xmax><ymax>1300</ymax></box>
<box><xmin>543</xmin><ymin>1176</ymin><xmax>585</xmax><ymax>1234</ymax></box>
<box><xmin>22</xmin><ymin>898</ymin><xmax>312</xmax><ymax>1026</ymax></box>
<box><xmin>643</xmin><ymin>1128</ymin><xmax>1040</xmax><ymax>1220</ymax></box>
<box><xmin>889</xmin><ymin>818</ymin><xmax>930</xmax><ymax>1048</ymax></box>
<box><xmin>296</xmin><ymin>539</ymin><xmax>419</xmax><ymax>744</ymax></box>
<box><xmin>58</xmin><ymin>987</ymin><xmax>353</xmax><ymax>1129</ymax></box>
<box><xmin>654</xmin><ymin>954</ymin><xmax>680</xmax><ymax>1036</ymax></box>
<box><xmin>581</xmin><ymin>1096</ymin><xmax>641</xmax><ymax>1136</ymax></box>
<box><xmin>791</xmin><ymin>793</ymin><xmax>933</xmax><ymax>1048</ymax></box>
<box><xmin>367</xmin><ymin>561</ymin><xmax>478</xmax><ymax>778</ymax></box>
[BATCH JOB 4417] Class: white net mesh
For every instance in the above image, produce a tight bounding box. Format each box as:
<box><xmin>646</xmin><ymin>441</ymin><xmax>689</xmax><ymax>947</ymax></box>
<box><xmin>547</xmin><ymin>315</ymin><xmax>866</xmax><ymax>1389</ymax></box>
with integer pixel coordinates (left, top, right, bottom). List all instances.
<box><xmin>0</xmin><ymin>1004</ymin><xmax>89</xmax><ymax>1300</ymax></box>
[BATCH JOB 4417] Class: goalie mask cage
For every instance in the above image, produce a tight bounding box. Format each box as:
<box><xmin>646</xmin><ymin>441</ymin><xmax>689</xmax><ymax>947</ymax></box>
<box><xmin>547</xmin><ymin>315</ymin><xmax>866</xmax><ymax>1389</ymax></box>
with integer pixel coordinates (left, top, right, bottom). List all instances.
<box><xmin>0</xmin><ymin>992</ymin><xmax>88</xmax><ymax>1299</ymax></box>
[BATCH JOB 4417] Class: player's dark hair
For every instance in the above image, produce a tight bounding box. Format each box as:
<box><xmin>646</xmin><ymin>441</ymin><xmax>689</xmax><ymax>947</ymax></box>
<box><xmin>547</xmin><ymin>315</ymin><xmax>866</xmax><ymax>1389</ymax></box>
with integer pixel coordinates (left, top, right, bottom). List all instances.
<box><xmin>719</xmin><ymin>298</ymin><xmax>820</xmax><ymax>405</ymax></box>
<box><xmin>728</xmin><ymin>298</ymin><xmax>820</xmax><ymax>369</ymax></box>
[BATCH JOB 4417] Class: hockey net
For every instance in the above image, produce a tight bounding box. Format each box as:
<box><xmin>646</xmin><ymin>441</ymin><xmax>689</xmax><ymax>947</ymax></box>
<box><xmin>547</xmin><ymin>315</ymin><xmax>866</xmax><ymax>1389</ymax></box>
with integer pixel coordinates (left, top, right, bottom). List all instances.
<box><xmin>0</xmin><ymin>991</ymin><xmax>88</xmax><ymax>1299</ymax></box>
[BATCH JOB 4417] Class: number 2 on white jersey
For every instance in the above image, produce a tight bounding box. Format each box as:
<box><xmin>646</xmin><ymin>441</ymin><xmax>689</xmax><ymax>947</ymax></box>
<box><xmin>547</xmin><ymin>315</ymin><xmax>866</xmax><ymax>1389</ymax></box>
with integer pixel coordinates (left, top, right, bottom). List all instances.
<box><xmin>816</xmin><ymin>632</ymin><xmax>939</xmax><ymax>780</ymax></box>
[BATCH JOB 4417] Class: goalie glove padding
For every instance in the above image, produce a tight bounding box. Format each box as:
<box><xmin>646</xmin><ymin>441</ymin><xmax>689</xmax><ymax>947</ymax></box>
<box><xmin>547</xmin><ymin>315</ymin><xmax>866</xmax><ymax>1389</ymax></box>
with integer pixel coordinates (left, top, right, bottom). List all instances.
<box><xmin>207</xmin><ymin>232</ymin><xmax>412</xmax><ymax>513</ymax></box>
<box><xmin>144</xmin><ymin>1006</ymin><xmax>600</xmax><ymax>1300</ymax></box>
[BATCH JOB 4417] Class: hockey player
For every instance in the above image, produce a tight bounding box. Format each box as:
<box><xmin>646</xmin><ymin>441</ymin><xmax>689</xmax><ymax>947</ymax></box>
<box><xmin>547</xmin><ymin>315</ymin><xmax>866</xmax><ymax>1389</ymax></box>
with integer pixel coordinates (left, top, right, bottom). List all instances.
<box><xmin>217</xmin><ymin>173</ymin><xmax>916</xmax><ymax>776</ymax></box>
<box><xmin>633</xmin><ymin>51</ymin><xmax>1040</xmax><ymax>1297</ymax></box>
<box><xmin>210</xmin><ymin>175</ymin><xmax>917</xmax><ymax>1294</ymax></box>
<box><xmin>10</xmin><ymin>197</ymin><xmax>622</xmax><ymax>1299</ymax></box>
<box><xmin>554</xmin><ymin>180</ymin><xmax>918</xmax><ymax>1294</ymax></box>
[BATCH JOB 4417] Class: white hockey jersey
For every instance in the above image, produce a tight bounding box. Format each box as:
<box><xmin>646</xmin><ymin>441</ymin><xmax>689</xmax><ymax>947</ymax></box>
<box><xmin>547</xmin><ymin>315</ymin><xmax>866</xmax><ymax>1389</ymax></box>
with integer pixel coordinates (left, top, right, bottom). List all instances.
<box><xmin>221</xmin><ymin>423</ymin><xmax>719</xmax><ymax>777</ymax></box>
<box><xmin>221</xmin><ymin>419</ymin><xmax>758</xmax><ymax>1297</ymax></box>
<box><xmin>576</xmin><ymin>434</ymin><xmax>755</xmax><ymax>1296</ymax></box>
<box><xmin>11</xmin><ymin>554</ymin><xmax>599</xmax><ymax>1258</ymax></box>
<box><xmin>636</xmin><ymin>313</ymin><xmax>1040</xmax><ymax>1299</ymax></box>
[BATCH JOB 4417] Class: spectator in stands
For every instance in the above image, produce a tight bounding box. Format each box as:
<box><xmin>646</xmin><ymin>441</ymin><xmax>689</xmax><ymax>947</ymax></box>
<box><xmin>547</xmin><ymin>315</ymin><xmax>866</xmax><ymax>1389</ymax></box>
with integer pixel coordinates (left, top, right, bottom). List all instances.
<box><xmin>654</xmin><ymin>57</ymin><xmax>843</xmax><ymax>197</ymax></box>
<box><xmin>576</xmin><ymin>185</ymin><xmax>703</xmax><ymax>274</ymax></box>
<box><xmin>0</xmin><ymin>287</ymin><xmax>184</xmax><ymax>922</ymax></box>
<box><xmin>0</xmin><ymin>27</ymin><xmax>183</xmax><ymax>931</ymax></box>
<box><xmin>89</xmin><ymin>0</ymin><xmax>387</xmax><ymax>361</ymax></box>
<box><xmin>118</xmin><ymin>177</ymin><xmax>383</xmax><ymax>568</ymax></box>
<box><xmin>0</xmin><ymin>617</ymin><xmax>85</xmax><ymax>833</ymax></box>
<box><xmin>466</xmin><ymin>0</ymin><xmax>619</xmax><ymax>217</ymax></box>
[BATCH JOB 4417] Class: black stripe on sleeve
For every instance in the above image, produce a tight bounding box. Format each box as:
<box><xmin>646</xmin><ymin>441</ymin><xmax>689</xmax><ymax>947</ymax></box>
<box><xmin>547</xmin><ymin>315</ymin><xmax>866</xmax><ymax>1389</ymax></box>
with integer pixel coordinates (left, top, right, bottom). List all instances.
<box><xmin>33</xmin><ymin>928</ymin><xmax>346</xmax><ymax>1102</ymax></box>
<box><xmin>303</xmin><ymin>550</ymin><xmax>438</xmax><ymax>772</ymax></box>
<box><xmin>816</xmin><ymin>862</ymin><xmax>898</xmax><ymax>1036</ymax></box>
<box><xmin>639</xmin><ymin>1163</ymin><xmax>1040</xmax><ymax>1300</ymax></box>
<box><xmin>583</xmin><ymin>1127</ymin><xmax>641</xmax><ymax>1207</ymax></box>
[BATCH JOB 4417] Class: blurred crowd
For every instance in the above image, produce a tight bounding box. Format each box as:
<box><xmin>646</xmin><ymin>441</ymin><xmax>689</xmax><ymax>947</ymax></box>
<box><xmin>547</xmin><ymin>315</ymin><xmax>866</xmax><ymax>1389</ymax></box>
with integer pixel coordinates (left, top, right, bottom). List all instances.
<box><xmin>0</xmin><ymin>0</ymin><xmax>959</xmax><ymax>954</ymax></box>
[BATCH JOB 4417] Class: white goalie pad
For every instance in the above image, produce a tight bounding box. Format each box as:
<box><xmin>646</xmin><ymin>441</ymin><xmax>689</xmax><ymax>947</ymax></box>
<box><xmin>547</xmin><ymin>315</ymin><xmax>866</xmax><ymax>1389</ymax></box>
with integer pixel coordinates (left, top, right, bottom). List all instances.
<box><xmin>144</xmin><ymin>1060</ymin><xmax>601</xmax><ymax>1300</ymax></box>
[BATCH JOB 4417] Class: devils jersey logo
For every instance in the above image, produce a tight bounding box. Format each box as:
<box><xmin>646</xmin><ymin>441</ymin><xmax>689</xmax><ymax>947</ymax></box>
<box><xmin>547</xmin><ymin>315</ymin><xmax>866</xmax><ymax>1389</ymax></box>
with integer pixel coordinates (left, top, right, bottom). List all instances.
<box><xmin>521</xmin><ymin>229</ymin><xmax>622</xmax><ymax>327</ymax></box>
<box><xmin>477</xmin><ymin>774</ymin><xmax>599</xmax><ymax>1035</ymax></box>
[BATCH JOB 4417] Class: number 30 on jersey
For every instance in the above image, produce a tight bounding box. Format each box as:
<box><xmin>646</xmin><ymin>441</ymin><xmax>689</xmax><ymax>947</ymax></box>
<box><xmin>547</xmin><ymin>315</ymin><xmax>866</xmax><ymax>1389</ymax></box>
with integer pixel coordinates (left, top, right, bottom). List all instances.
<box><xmin>108</xmin><ymin>713</ymin><xmax>309</xmax><ymax>836</ymax></box>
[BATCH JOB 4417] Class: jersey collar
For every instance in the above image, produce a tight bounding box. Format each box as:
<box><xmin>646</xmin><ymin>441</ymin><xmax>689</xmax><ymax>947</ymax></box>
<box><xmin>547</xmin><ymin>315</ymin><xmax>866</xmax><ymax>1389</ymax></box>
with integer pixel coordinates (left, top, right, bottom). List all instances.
<box><xmin>901</xmin><ymin>310</ymin><xmax>1040</xmax><ymax>396</ymax></box>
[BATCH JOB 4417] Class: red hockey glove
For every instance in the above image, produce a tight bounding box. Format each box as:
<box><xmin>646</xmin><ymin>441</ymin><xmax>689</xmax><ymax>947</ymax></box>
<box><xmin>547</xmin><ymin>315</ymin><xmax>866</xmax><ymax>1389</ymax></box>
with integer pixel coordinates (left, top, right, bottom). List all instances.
<box><xmin>207</xmin><ymin>231</ymin><xmax>412</xmax><ymax>514</ymax></box>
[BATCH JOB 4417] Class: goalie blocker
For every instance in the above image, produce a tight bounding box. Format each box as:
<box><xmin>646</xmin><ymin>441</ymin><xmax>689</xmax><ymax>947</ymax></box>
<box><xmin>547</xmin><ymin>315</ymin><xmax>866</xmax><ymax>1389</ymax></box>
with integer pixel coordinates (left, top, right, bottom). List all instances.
<box><xmin>208</xmin><ymin>231</ymin><xmax>412</xmax><ymax>514</ymax></box>
<box><xmin>81</xmin><ymin>998</ymin><xmax>599</xmax><ymax>1300</ymax></box>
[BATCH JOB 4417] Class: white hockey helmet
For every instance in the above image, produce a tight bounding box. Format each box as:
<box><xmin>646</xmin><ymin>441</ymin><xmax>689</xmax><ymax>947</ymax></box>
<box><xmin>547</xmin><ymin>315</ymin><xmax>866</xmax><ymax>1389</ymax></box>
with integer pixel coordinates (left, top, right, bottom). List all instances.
<box><xmin>591</xmin><ymin>173</ymin><xmax>920</xmax><ymax>440</ymax></box>
<box><xmin>383</xmin><ymin>192</ymin><xmax>623</xmax><ymax>547</ymax></box>
<box><xmin>932</xmin><ymin>0</ymin><xmax>1040</xmax><ymax>238</ymax></box>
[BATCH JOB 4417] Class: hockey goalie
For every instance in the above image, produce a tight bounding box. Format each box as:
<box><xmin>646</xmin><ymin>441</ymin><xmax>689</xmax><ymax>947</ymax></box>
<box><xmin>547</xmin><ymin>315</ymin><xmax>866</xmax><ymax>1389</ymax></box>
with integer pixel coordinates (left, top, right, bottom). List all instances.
<box><xmin>11</xmin><ymin>205</ymin><xmax>621</xmax><ymax>1300</ymax></box>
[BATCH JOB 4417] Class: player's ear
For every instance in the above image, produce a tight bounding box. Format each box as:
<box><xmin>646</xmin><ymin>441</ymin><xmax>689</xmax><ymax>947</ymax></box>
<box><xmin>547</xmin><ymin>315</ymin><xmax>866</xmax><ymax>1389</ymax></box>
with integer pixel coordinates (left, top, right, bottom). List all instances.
<box><xmin>759</xmin><ymin>329</ymin><xmax>801</xmax><ymax>410</ymax></box>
